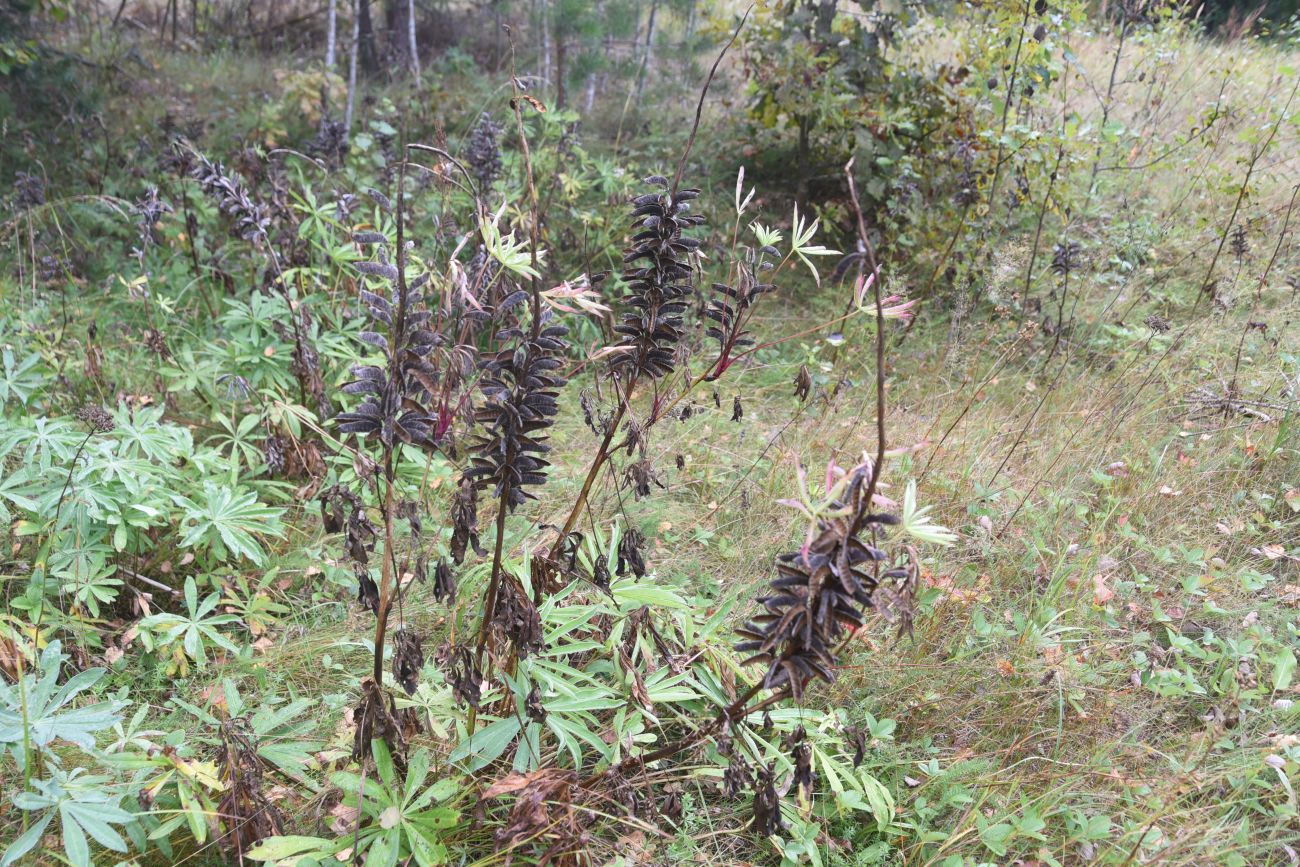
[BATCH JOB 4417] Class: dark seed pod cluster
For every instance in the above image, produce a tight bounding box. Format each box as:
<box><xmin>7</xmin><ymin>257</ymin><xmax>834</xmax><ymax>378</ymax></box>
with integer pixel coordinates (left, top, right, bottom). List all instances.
<box><xmin>131</xmin><ymin>186</ymin><xmax>172</xmax><ymax>254</ymax></box>
<box><xmin>952</xmin><ymin>138</ymin><xmax>981</xmax><ymax>207</ymax></box>
<box><xmin>794</xmin><ymin>365</ymin><xmax>813</xmax><ymax>402</ymax></box>
<box><xmin>466</xmin><ymin>112</ymin><xmax>504</xmax><ymax>192</ymax></box>
<box><xmin>749</xmin><ymin>763</ymin><xmax>786</xmax><ymax>836</ymax></box>
<box><xmin>704</xmin><ymin>240</ymin><xmax>777</xmax><ymax>380</ymax></box>
<box><xmin>13</xmin><ymin>171</ymin><xmax>46</xmax><ymax>210</ymax></box>
<box><xmin>789</xmin><ymin>725</ymin><xmax>815</xmax><ymax>804</ymax></box>
<box><xmin>625</xmin><ymin>459</ymin><xmax>662</xmax><ymax>500</ymax></box>
<box><xmin>735</xmin><ymin>465</ymin><xmax>910</xmax><ymax>700</ymax></box>
<box><xmin>610</xmin><ymin>176</ymin><xmax>704</xmax><ymax>380</ymax></box>
<box><xmin>392</xmin><ymin>628</ymin><xmax>425</xmax><ymax>695</ymax></box>
<box><xmin>355</xmin><ymin>563</ymin><xmax>379</xmax><ymax>613</ymax></box>
<box><xmin>320</xmin><ymin>485</ymin><xmax>377</xmax><ymax>564</ymax></box>
<box><xmin>76</xmin><ymin>404</ymin><xmax>116</xmax><ymax>433</ymax></box>
<box><xmin>335</xmin><ymin>234</ymin><xmax>444</xmax><ymax>458</ymax></box>
<box><xmin>215</xmin><ymin>718</ymin><xmax>284</xmax><ymax>861</ymax></box>
<box><xmin>491</xmin><ymin>576</ymin><xmax>544</xmax><ymax>658</ymax></box>
<box><xmin>465</xmin><ymin>312</ymin><xmax>569</xmax><ymax>512</ymax></box>
<box><xmin>1229</xmin><ymin>224</ymin><xmax>1250</xmax><ymax>260</ymax></box>
<box><xmin>187</xmin><ymin>145</ymin><xmax>270</xmax><ymax>243</ymax></box>
<box><xmin>1050</xmin><ymin>240</ymin><xmax>1083</xmax><ymax>276</ymax></box>
<box><xmin>433</xmin><ymin>558</ymin><xmax>457</xmax><ymax>602</ymax></box>
<box><xmin>352</xmin><ymin>677</ymin><xmax>407</xmax><ymax>761</ymax></box>
<box><xmin>449</xmin><ymin>477</ymin><xmax>482</xmax><ymax>564</ymax></box>
<box><xmin>723</xmin><ymin>752</ymin><xmax>751</xmax><ymax>799</ymax></box>
<box><xmin>445</xmin><ymin>644</ymin><xmax>483</xmax><ymax>708</ymax></box>
<box><xmin>525</xmin><ymin>685</ymin><xmax>547</xmax><ymax>722</ymax></box>
<box><xmin>616</xmin><ymin>527</ymin><xmax>646</xmax><ymax>577</ymax></box>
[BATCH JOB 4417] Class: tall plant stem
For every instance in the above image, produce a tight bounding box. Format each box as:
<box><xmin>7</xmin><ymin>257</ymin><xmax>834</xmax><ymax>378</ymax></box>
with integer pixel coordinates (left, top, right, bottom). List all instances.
<box><xmin>1020</xmin><ymin>147</ymin><xmax>1064</xmax><ymax>326</ymax></box>
<box><xmin>372</xmin><ymin>475</ymin><xmax>397</xmax><ymax>684</ymax></box>
<box><xmin>547</xmin><ymin>10</ymin><xmax>748</xmax><ymax>560</ymax></box>
<box><xmin>548</xmin><ymin>397</ymin><xmax>628</xmax><ymax>560</ymax></box>
<box><xmin>466</xmin><ymin>38</ymin><xmax>547</xmax><ymax>721</ymax></box>
<box><xmin>985</xmin><ymin>0</ymin><xmax>1034</xmax><ymax>210</ymax></box>
<box><xmin>33</xmin><ymin>430</ymin><xmax>96</xmax><ymax>642</ymax></box>
<box><xmin>1229</xmin><ymin>184</ymin><xmax>1297</xmax><ymax>399</ymax></box>
<box><xmin>1087</xmin><ymin>12</ymin><xmax>1130</xmax><ymax>196</ymax></box>
<box><xmin>468</xmin><ymin>496</ymin><xmax>511</xmax><ymax>732</ymax></box>
<box><xmin>506</xmin><ymin>36</ymin><xmax>543</xmax><ymax>337</ymax></box>
<box><xmin>844</xmin><ymin>159</ymin><xmax>887</xmax><ymax>508</ymax></box>
<box><xmin>370</xmin><ymin>162</ymin><xmax>410</xmax><ymax>689</ymax></box>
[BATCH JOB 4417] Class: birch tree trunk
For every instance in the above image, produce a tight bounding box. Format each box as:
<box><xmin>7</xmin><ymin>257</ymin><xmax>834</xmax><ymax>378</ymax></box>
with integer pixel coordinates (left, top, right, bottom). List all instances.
<box><xmin>345</xmin><ymin>0</ymin><xmax>360</xmax><ymax>137</ymax></box>
<box><xmin>555</xmin><ymin>31</ymin><xmax>567</xmax><ymax>109</ymax></box>
<box><xmin>539</xmin><ymin>0</ymin><xmax>551</xmax><ymax>98</ymax></box>
<box><xmin>326</xmin><ymin>0</ymin><xmax>337</xmax><ymax>68</ymax></box>
<box><xmin>407</xmin><ymin>0</ymin><xmax>420</xmax><ymax>86</ymax></box>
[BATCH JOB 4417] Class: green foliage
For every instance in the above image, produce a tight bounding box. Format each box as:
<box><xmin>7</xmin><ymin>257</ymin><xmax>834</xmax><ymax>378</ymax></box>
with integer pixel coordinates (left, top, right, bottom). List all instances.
<box><xmin>137</xmin><ymin>576</ymin><xmax>242</xmax><ymax>673</ymax></box>
<box><xmin>740</xmin><ymin>0</ymin><xmax>971</xmax><ymax>213</ymax></box>
<box><xmin>250</xmin><ymin>741</ymin><xmax>461</xmax><ymax>867</ymax></box>
<box><xmin>174</xmin><ymin>483</ymin><xmax>285</xmax><ymax>566</ymax></box>
<box><xmin>2</xmin><ymin>2</ymin><xmax>1298</xmax><ymax>864</ymax></box>
<box><xmin>0</xmin><ymin>640</ymin><xmax>126</xmax><ymax>771</ymax></box>
<box><xmin>2</xmin><ymin>765</ymin><xmax>133</xmax><ymax>867</ymax></box>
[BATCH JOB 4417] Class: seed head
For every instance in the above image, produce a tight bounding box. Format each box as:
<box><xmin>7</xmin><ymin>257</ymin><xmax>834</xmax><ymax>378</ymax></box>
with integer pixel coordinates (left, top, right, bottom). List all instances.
<box><xmin>76</xmin><ymin>405</ymin><xmax>115</xmax><ymax>433</ymax></box>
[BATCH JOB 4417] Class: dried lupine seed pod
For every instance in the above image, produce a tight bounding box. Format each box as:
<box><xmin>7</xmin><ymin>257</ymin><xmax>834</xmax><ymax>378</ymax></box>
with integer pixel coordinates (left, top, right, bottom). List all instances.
<box><xmin>433</xmin><ymin>558</ymin><xmax>457</xmax><ymax>603</ymax></box>
<box><xmin>749</xmin><ymin>763</ymin><xmax>786</xmax><ymax>836</ymax></box>
<box><xmin>392</xmin><ymin>629</ymin><xmax>424</xmax><ymax>695</ymax></box>
<box><xmin>609</xmin><ymin>177</ymin><xmax>704</xmax><ymax>381</ymax></box>
<box><xmin>616</xmin><ymin>527</ymin><xmax>647</xmax><ymax>578</ymax></box>
<box><xmin>794</xmin><ymin>364</ymin><xmax>813</xmax><ymax>402</ymax></box>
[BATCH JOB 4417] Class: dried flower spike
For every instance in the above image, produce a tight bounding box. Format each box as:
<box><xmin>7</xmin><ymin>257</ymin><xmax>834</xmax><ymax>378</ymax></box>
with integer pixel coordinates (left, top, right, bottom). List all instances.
<box><xmin>610</xmin><ymin>177</ymin><xmax>704</xmax><ymax>380</ymax></box>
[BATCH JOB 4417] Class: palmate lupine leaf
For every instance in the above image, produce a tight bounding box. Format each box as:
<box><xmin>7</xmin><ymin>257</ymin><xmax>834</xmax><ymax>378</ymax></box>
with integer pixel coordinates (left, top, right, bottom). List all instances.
<box><xmin>0</xmin><ymin>465</ymin><xmax>37</xmax><ymax>523</ymax></box>
<box><xmin>790</xmin><ymin>204</ymin><xmax>839</xmax><ymax>286</ymax></box>
<box><xmin>317</xmin><ymin>740</ymin><xmax>459</xmax><ymax>866</ymax></box>
<box><xmin>169</xmin><ymin>678</ymin><xmax>322</xmax><ymax>776</ymax></box>
<box><xmin>2</xmin><ymin>766</ymin><xmax>134</xmax><ymax>867</ymax></box>
<box><xmin>900</xmin><ymin>480</ymin><xmax>958</xmax><ymax>546</ymax></box>
<box><xmin>480</xmin><ymin>206</ymin><xmax>545</xmax><ymax>280</ymax></box>
<box><xmin>0</xmin><ymin>348</ymin><xmax>43</xmax><ymax>407</ymax></box>
<box><xmin>138</xmin><ymin>576</ymin><xmax>241</xmax><ymax>670</ymax></box>
<box><xmin>172</xmin><ymin>482</ymin><xmax>284</xmax><ymax>565</ymax></box>
<box><xmin>0</xmin><ymin>641</ymin><xmax>126</xmax><ymax>770</ymax></box>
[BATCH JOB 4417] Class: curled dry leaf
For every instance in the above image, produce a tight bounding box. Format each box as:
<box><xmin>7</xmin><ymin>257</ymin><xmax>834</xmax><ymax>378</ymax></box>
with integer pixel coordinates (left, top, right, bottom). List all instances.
<box><xmin>1092</xmin><ymin>573</ymin><xmax>1115</xmax><ymax>605</ymax></box>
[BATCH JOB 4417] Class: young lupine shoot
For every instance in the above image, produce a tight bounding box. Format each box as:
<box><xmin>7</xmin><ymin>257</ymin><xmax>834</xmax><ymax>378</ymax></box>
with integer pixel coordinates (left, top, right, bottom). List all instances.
<box><xmin>790</xmin><ymin>204</ymin><xmax>840</xmax><ymax>286</ymax></box>
<box><xmin>480</xmin><ymin>205</ymin><xmax>544</xmax><ymax>280</ymax></box>
<box><xmin>735</xmin><ymin>165</ymin><xmax>756</xmax><ymax>217</ymax></box>
<box><xmin>900</xmin><ymin>480</ymin><xmax>958</xmax><ymax>546</ymax></box>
